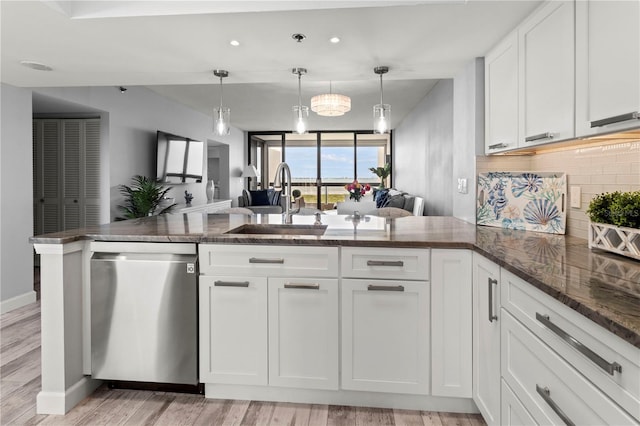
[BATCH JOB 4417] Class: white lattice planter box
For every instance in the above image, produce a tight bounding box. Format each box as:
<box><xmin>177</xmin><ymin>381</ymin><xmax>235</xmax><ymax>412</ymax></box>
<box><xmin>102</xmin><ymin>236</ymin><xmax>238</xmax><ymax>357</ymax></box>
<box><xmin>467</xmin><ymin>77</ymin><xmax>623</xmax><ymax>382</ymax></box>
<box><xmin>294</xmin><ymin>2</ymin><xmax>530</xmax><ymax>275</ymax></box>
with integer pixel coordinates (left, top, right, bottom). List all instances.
<box><xmin>589</xmin><ymin>222</ymin><xmax>640</xmax><ymax>261</ymax></box>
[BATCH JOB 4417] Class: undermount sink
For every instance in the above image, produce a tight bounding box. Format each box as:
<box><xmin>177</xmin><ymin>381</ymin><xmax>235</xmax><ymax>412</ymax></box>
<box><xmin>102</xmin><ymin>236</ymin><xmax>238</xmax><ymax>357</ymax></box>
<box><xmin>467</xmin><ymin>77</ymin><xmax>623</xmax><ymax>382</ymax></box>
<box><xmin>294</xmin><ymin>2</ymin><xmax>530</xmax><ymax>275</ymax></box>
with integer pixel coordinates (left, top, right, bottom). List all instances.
<box><xmin>224</xmin><ymin>224</ymin><xmax>327</xmax><ymax>236</ymax></box>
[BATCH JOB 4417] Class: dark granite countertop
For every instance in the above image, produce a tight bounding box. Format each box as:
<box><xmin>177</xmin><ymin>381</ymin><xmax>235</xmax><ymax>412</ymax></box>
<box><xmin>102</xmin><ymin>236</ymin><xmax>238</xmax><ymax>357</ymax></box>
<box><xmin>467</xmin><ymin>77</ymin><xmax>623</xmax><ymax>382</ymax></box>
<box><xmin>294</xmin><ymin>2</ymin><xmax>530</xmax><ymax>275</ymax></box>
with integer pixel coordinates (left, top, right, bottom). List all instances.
<box><xmin>30</xmin><ymin>213</ymin><xmax>640</xmax><ymax>349</ymax></box>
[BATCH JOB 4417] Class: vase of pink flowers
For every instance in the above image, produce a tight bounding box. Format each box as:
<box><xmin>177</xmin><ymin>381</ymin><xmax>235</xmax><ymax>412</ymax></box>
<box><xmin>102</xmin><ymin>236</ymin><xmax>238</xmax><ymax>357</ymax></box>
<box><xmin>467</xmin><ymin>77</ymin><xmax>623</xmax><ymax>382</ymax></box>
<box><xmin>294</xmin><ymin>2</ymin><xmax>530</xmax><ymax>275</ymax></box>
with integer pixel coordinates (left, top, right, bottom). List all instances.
<box><xmin>344</xmin><ymin>180</ymin><xmax>371</xmax><ymax>202</ymax></box>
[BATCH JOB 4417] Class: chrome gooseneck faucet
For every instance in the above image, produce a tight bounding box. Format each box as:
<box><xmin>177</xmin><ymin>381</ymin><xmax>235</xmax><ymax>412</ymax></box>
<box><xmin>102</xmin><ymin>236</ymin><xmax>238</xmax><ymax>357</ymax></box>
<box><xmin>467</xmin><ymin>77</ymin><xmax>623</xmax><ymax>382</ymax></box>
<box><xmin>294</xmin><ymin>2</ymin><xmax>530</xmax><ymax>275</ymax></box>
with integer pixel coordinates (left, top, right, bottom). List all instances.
<box><xmin>273</xmin><ymin>162</ymin><xmax>293</xmax><ymax>223</ymax></box>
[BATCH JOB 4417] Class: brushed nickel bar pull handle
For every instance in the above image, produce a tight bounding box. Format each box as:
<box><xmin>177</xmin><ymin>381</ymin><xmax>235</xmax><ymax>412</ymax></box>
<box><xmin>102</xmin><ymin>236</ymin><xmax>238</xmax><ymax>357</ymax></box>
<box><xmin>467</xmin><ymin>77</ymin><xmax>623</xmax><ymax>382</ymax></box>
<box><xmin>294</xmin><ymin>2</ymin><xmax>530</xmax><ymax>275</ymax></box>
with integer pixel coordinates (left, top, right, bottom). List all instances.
<box><xmin>366</xmin><ymin>260</ymin><xmax>404</xmax><ymax>267</ymax></box>
<box><xmin>536</xmin><ymin>313</ymin><xmax>622</xmax><ymax>375</ymax></box>
<box><xmin>488</xmin><ymin>278</ymin><xmax>498</xmax><ymax>323</ymax></box>
<box><xmin>367</xmin><ymin>284</ymin><xmax>405</xmax><ymax>292</ymax></box>
<box><xmin>525</xmin><ymin>132</ymin><xmax>554</xmax><ymax>143</ymax></box>
<box><xmin>488</xmin><ymin>143</ymin><xmax>508</xmax><ymax>150</ymax></box>
<box><xmin>214</xmin><ymin>280</ymin><xmax>250</xmax><ymax>287</ymax></box>
<box><xmin>536</xmin><ymin>385</ymin><xmax>575</xmax><ymax>426</ymax></box>
<box><xmin>249</xmin><ymin>257</ymin><xmax>284</xmax><ymax>264</ymax></box>
<box><xmin>591</xmin><ymin>111</ymin><xmax>639</xmax><ymax>128</ymax></box>
<box><xmin>284</xmin><ymin>283</ymin><xmax>319</xmax><ymax>290</ymax></box>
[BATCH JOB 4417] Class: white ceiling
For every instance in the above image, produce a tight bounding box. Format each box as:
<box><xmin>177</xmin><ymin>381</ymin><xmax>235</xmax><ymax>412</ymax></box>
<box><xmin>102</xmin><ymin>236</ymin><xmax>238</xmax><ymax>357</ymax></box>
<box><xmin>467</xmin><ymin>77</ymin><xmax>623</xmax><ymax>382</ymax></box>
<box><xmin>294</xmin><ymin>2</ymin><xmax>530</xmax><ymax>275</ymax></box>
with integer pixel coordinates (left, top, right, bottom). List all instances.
<box><xmin>1</xmin><ymin>0</ymin><xmax>541</xmax><ymax>131</ymax></box>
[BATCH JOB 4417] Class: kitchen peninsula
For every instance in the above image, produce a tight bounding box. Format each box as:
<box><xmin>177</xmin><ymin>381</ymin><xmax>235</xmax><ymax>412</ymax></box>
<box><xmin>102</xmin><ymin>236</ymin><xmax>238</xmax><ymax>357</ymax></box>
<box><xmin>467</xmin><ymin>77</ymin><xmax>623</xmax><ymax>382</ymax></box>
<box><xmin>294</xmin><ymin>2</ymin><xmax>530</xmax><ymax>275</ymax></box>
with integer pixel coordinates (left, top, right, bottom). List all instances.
<box><xmin>31</xmin><ymin>214</ymin><xmax>640</xmax><ymax>424</ymax></box>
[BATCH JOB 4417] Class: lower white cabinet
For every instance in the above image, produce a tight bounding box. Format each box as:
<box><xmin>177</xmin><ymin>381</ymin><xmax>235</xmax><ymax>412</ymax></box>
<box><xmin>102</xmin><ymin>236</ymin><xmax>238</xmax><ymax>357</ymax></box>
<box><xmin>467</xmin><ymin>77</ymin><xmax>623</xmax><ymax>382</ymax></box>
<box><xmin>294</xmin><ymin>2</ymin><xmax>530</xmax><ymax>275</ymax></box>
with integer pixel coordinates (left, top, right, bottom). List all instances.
<box><xmin>341</xmin><ymin>278</ymin><xmax>430</xmax><ymax>394</ymax></box>
<box><xmin>472</xmin><ymin>254</ymin><xmax>501</xmax><ymax>426</ymax></box>
<box><xmin>267</xmin><ymin>277</ymin><xmax>339</xmax><ymax>390</ymax></box>
<box><xmin>199</xmin><ymin>275</ymin><xmax>268</xmax><ymax>385</ymax></box>
<box><xmin>431</xmin><ymin>249</ymin><xmax>472</xmax><ymax>398</ymax></box>
<box><xmin>501</xmin><ymin>379</ymin><xmax>536</xmax><ymax>426</ymax></box>
<box><xmin>501</xmin><ymin>310</ymin><xmax>637</xmax><ymax>425</ymax></box>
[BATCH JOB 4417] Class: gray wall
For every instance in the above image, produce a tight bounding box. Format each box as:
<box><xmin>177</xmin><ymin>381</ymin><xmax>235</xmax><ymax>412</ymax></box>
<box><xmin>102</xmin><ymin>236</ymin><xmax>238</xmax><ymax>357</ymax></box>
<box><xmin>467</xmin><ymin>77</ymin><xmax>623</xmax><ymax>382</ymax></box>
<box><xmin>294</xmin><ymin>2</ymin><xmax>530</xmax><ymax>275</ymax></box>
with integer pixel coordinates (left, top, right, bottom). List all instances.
<box><xmin>394</xmin><ymin>80</ymin><xmax>454</xmax><ymax>216</ymax></box>
<box><xmin>0</xmin><ymin>84</ymin><xmax>36</xmax><ymax>310</ymax></box>
<box><xmin>33</xmin><ymin>86</ymin><xmax>245</xmax><ymax>219</ymax></box>
<box><xmin>0</xmin><ymin>83</ymin><xmax>245</xmax><ymax>311</ymax></box>
<box><xmin>452</xmin><ymin>58</ymin><xmax>485</xmax><ymax>223</ymax></box>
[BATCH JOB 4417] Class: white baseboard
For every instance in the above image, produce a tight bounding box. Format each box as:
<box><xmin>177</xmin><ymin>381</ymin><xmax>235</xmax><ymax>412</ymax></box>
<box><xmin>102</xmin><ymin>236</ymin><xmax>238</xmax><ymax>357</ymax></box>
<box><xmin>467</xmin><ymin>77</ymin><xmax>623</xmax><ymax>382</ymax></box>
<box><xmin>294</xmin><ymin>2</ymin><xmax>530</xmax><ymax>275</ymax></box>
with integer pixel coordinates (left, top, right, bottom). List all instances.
<box><xmin>1</xmin><ymin>290</ymin><xmax>37</xmax><ymax>314</ymax></box>
<box><xmin>37</xmin><ymin>377</ymin><xmax>102</xmax><ymax>414</ymax></box>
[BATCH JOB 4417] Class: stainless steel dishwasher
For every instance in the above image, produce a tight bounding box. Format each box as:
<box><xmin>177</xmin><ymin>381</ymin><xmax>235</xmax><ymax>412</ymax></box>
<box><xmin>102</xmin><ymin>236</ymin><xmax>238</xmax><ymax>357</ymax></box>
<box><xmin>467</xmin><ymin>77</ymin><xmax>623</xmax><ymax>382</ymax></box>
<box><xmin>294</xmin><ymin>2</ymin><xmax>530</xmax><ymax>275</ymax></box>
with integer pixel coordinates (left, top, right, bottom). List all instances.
<box><xmin>91</xmin><ymin>243</ymin><xmax>198</xmax><ymax>385</ymax></box>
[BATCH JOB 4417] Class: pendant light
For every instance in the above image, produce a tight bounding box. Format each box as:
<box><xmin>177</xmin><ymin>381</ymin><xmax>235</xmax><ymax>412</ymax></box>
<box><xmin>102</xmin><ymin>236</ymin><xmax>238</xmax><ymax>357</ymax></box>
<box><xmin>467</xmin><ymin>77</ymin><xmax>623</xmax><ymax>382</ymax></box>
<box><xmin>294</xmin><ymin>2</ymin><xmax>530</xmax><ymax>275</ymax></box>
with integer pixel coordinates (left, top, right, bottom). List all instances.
<box><xmin>213</xmin><ymin>69</ymin><xmax>230</xmax><ymax>136</ymax></box>
<box><xmin>373</xmin><ymin>66</ymin><xmax>391</xmax><ymax>134</ymax></box>
<box><xmin>292</xmin><ymin>67</ymin><xmax>309</xmax><ymax>134</ymax></box>
<box><xmin>311</xmin><ymin>81</ymin><xmax>351</xmax><ymax>116</ymax></box>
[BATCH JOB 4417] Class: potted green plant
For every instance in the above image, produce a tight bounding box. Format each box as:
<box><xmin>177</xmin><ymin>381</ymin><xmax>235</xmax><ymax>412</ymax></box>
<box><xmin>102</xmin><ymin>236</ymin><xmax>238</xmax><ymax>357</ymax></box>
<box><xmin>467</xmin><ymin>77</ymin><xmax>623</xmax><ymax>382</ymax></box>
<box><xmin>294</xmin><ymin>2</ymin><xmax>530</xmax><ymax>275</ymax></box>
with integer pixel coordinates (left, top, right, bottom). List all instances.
<box><xmin>116</xmin><ymin>175</ymin><xmax>176</xmax><ymax>220</ymax></box>
<box><xmin>586</xmin><ymin>190</ymin><xmax>640</xmax><ymax>260</ymax></box>
<box><xmin>369</xmin><ymin>163</ymin><xmax>391</xmax><ymax>189</ymax></box>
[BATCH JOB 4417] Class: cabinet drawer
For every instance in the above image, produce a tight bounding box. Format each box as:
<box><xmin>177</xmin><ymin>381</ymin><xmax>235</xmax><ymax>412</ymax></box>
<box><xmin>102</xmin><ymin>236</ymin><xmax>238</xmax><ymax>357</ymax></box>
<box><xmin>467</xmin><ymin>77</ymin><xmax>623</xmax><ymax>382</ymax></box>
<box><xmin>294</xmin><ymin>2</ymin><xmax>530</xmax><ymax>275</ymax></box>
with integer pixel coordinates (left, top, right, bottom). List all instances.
<box><xmin>341</xmin><ymin>247</ymin><xmax>429</xmax><ymax>280</ymax></box>
<box><xmin>502</xmin><ymin>310</ymin><xmax>637</xmax><ymax>426</ymax></box>
<box><xmin>199</xmin><ymin>244</ymin><xmax>338</xmax><ymax>277</ymax></box>
<box><xmin>501</xmin><ymin>268</ymin><xmax>640</xmax><ymax>419</ymax></box>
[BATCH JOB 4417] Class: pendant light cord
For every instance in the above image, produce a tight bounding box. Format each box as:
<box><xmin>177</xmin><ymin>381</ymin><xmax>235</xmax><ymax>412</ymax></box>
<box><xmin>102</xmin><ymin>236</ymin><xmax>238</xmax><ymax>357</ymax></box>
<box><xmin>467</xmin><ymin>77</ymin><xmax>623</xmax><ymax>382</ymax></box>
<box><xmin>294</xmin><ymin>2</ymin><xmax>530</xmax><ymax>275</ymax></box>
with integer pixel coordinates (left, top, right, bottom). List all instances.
<box><xmin>219</xmin><ymin>75</ymin><xmax>224</xmax><ymax>109</ymax></box>
<box><xmin>379</xmin><ymin>73</ymin><xmax>384</xmax><ymax>106</ymax></box>
<box><xmin>297</xmin><ymin>71</ymin><xmax>302</xmax><ymax>110</ymax></box>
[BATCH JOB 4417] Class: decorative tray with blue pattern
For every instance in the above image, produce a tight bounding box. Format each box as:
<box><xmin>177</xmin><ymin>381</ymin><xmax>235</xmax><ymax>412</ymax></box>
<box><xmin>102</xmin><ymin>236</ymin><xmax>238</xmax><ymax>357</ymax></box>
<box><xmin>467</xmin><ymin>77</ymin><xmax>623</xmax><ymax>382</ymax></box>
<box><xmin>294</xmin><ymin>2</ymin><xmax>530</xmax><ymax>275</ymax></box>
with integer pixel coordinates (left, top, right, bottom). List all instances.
<box><xmin>477</xmin><ymin>172</ymin><xmax>567</xmax><ymax>234</ymax></box>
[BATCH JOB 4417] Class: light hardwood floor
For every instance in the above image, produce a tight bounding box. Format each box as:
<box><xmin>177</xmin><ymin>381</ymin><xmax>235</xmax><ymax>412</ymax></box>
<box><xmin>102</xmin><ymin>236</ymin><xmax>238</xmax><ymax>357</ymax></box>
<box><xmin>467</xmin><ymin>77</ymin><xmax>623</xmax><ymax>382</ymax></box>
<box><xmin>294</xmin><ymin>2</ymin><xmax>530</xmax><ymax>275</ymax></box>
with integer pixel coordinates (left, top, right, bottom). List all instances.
<box><xmin>1</xmin><ymin>294</ymin><xmax>485</xmax><ymax>425</ymax></box>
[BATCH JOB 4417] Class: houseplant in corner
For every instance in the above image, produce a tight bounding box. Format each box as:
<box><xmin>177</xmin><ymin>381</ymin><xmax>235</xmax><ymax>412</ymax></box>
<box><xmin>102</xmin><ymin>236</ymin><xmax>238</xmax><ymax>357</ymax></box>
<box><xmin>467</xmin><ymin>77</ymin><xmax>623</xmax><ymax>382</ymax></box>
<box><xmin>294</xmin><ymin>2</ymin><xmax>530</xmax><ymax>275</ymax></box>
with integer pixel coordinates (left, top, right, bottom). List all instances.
<box><xmin>586</xmin><ymin>190</ymin><xmax>640</xmax><ymax>260</ymax></box>
<box><xmin>116</xmin><ymin>175</ymin><xmax>176</xmax><ymax>220</ymax></box>
<box><xmin>369</xmin><ymin>163</ymin><xmax>391</xmax><ymax>189</ymax></box>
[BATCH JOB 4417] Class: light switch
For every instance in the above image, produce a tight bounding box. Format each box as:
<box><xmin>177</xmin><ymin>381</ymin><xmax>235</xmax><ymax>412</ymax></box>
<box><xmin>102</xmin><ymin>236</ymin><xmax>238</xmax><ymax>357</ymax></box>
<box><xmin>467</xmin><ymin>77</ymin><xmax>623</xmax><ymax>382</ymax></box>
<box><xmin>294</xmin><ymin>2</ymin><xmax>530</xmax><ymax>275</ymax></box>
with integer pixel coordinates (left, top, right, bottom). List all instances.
<box><xmin>457</xmin><ymin>178</ymin><xmax>468</xmax><ymax>194</ymax></box>
<box><xmin>570</xmin><ymin>186</ymin><xmax>581</xmax><ymax>208</ymax></box>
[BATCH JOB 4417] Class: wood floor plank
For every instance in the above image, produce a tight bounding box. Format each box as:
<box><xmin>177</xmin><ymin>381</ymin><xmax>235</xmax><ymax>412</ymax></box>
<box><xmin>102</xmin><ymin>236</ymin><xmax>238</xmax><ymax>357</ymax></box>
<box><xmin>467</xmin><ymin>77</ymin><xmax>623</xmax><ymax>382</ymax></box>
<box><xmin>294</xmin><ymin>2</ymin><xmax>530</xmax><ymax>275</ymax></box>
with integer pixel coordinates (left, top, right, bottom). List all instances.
<box><xmin>355</xmin><ymin>406</ymin><xmax>395</xmax><ymax>426</ymax></box>
<box><xmin>153</xmin><ymin>393</ymin><xmax>207</xmax><ymax>425</ymax></box>
<box><xmin>192</xmin><ymin>398</ymin><xmax>234</xmax><ymax>426</ymax></box>
<box><xmin>220</xmin><ymin>399</ymin><xmax>251</xmax><ymax>426</ymax></box>
<box><xmin>123</xmin><ymin>392</ymin><xmax>175</xmax><ymax>425</ymax></box>
<box><xmin>39</xmin><ymin>385</ymin><xmax>114</xmax><ymax>425</ymax></box>
<box><xmin>421</xmin><ymin>410</ymin><xmax>444</xmax><ymax>426</ymax></box>
<box><xmin>0</xmin><ymin>302</ymin><xmax>40</xmax><ymax>330</ymax></box>
<box><xmin>308</xmin><ymin>404</ymin><xmax>329</xmax><ymax>426</ymax></box>
<box><xmin>240</xmin><ymin>400</ymin><xmax>276</xmax><ymax>426</ymax></box>
<box><xmin>394</xmin><ymin>408</ymin><xmax>426</xmax><ymax>426</ymax></box>
<box><xmin>466</xmin><ymin>414</ymin><xmax>485</xmax><ymax>426</ymax></box>
<box><xmin>75</xmin><ymin>389</ymin><xmax>152</xmax><ymax>425</ymax></box>
<box><xmin>438</xmin><ymin>412</ymin><xmax>473</xmax><ymax>426</ymax></box>
<box><xmin>327</xmin><ymin>404</ymin><xmax>356</xmax><ymax>426</ymax></box>
<box><xmin>1</xmin><ymin>346</ymin><xmax>41</xmax><ymax>383</ymax></box>
<box><xmin>268</xmin><ymin>402</ymin><xmax>301</xmax><ymax>426</ymax></box>
<box><xmin>0</xmin><ymin>375</ymin><xmax>41</xmax><ymax>425</ymax></box>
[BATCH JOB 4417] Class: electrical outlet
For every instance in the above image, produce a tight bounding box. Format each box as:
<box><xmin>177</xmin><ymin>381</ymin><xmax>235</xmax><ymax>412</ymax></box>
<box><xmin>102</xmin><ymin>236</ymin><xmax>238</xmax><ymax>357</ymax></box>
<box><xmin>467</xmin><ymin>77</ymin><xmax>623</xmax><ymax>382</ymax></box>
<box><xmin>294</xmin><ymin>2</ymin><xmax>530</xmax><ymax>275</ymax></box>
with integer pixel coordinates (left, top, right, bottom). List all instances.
<box><xmin>570</xmin><ymin>186</ymin><xmax>581</xmax><ymax>208</ymax></box>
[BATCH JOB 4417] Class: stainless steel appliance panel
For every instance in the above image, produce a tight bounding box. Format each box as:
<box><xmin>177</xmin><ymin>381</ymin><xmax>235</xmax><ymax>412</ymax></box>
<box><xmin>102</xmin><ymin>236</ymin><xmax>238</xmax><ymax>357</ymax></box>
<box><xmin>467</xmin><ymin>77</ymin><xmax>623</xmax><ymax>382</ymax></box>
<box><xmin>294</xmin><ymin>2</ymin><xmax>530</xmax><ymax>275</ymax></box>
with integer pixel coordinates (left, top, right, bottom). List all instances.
<box><xmin>91</xmin><ymin>251</ymin><xmax>197</xmax><ymax>384</ymax></box>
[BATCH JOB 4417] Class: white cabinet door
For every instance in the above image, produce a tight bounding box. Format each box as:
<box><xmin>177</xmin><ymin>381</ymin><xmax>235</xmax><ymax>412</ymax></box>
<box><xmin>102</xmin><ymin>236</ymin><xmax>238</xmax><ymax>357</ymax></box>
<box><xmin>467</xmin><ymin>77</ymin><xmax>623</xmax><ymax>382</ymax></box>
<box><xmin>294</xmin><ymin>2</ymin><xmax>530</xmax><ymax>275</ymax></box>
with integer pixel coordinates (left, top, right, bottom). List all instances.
<box><xmin>519</xmin><ymin>1</ymin><xmax>575</xmax><ymax>147</ymax></box>
<box><xmin>268</xmin><ymin>277</ymin><xmax>339</xmax><ymax>390</ymax></box>
<box><xmin>576</xmin><ymin>0</ymin><xmax>640</xmax><ymax>136</ymax></box>
<box><xmin>341</xmin><ymin>279</ymin><xmax>430</xmax><ymax>394</ymax></box>
<box><xmin>199</xmin><ymin>275</ymin><xmax>268</xmax><ymax>385</ymax></box>
<box><xmin>501</xmin><ymin>379</ymin><xmax>536</xmax><ymax>426</ymax></box>
<box><xmin>485</xmin><ymin>31</ymin><xmax>519</xmax><ymax>154</ymax></box>
<box><xmin>430</xmin><ymin>249</ymin><xmax>472</xmax><ymax>398</ymax></box>
<box><xmin>472</xmin><ymin>253</ymin><xmax>501</xmax><ymax>426</ymax></box>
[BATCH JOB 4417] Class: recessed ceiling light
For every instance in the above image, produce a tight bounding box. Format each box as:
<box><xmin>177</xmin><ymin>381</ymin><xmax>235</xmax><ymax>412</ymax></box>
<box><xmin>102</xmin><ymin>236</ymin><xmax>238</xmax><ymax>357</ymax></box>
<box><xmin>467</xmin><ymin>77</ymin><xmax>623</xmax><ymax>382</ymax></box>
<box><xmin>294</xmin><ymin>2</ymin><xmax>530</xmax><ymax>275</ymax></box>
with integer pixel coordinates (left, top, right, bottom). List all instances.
<box><xmin>19</xmin><ymin>60</ymin><xmax>52</xmax><ymax>71</ymax></box>
<box><xmin>329</xmin><ymin>37</ymin><xmax>341</xmax><ymax>44</ymax></box>
<box><xmin>230</xmin><ymin>40</ymin><xmax>240</xmax><ymax>47</ymax></box>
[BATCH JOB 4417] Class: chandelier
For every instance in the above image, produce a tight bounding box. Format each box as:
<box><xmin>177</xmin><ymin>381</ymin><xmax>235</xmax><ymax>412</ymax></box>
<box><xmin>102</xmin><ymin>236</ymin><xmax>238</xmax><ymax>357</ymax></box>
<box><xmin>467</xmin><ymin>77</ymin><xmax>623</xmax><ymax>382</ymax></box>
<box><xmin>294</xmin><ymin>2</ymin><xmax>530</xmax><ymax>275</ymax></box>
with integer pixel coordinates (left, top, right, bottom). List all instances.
<box><xmin>311</xmin><ymin>82</ymin><xmax>351</xmax><ymax>117</ymax></box>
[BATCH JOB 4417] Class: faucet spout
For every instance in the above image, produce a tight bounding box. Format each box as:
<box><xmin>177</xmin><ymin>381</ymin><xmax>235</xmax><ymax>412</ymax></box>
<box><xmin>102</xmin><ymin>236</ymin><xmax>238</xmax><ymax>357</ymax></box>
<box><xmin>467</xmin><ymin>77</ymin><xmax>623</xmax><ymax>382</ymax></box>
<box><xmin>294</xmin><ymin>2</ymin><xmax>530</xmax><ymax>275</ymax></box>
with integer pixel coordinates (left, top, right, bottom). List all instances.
<box><xmin>274</xmin><ymin>162</ymin><xmax>293</xmax><ymax>223</ymax></box>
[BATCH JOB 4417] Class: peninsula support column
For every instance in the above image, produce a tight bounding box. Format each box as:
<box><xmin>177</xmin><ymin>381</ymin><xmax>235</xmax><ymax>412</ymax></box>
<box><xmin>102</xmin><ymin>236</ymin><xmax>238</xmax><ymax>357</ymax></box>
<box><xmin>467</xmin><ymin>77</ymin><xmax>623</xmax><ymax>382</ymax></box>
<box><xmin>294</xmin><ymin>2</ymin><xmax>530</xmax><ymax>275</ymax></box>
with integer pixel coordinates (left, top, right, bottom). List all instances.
<box><xmin>33</xmin><ymin>241</ymin><xmax>101</xmax><ymax>414</ymax></box>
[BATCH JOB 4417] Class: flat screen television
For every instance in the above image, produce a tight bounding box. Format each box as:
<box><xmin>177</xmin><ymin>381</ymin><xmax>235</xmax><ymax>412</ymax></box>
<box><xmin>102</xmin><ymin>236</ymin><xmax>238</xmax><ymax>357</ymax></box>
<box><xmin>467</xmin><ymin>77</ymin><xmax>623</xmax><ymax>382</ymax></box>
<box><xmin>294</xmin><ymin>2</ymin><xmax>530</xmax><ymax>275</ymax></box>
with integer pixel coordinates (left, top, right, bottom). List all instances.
<box><xmin>156</xmin><ymin>130</ymin><xmax>203</xmax><ymax>183</ymax></box>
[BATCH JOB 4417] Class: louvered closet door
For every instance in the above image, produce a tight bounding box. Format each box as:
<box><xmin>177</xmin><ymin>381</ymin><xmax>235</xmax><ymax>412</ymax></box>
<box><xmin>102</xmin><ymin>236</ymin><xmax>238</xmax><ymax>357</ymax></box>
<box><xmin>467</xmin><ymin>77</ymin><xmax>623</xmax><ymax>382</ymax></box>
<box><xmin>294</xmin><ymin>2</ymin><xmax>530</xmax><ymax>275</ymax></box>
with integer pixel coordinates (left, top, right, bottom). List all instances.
<box><xmin>63</xmin><ymin>120</ymin><xmax>82</xmax><ymax>230</ymax></box>
<box><xmin>83</xmin><ymin>119</ymin><xmax>101</xmax><ymax>226</ymax></box>
<box><xmin>34</xmin><ymin>120</ymin><xmax>63</xmax><ymax>235</ymax></box>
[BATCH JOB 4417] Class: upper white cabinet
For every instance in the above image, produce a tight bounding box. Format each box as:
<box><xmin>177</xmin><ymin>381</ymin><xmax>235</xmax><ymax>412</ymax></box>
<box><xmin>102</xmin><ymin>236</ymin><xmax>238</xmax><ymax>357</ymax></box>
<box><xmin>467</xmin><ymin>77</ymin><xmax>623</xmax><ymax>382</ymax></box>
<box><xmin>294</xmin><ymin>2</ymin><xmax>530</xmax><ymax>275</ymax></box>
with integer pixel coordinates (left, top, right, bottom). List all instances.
<box><xmin>518</xmin><ymin>0</ymin><xmax>575</xmax><ymax>148</ymax></box>
<box><xmin>576</xmin><ymin>0</ymin><xmax>640</xmax><ymax>136</ymax></box>
<box><xmin>472</xmin><ymin>253</ymin><xmax>501</xmax><ymax>426</ymax></box>
<box><xmin>485</xmin><ymin>31</ymin><xmax>519</xmax><ymax>154</ymax></box>
<box><xmin>431</xmin><ymin>249</ymin><xmax>472</xmax><ymax>398</ymax></box>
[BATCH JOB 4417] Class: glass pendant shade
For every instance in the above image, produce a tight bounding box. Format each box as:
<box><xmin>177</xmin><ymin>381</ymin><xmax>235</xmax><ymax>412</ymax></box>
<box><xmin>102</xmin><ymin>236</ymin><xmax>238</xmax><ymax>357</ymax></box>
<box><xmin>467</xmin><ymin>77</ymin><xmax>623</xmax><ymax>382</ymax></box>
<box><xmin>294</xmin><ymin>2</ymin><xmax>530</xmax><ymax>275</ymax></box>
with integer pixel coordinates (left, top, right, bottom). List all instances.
<box><xmin>373</xmin><ymin>104</ymin><xmax>391</xmax><ymax>134</ymax></box>
<box><xmin>214</xmin><ymin>106</ymin><xmax>230</xmax><ymax>136</ymax></box>
<box><xmin>292</xmin><ymin>105</ymin><xmax>309</xmax><ymax>134</ymax></box>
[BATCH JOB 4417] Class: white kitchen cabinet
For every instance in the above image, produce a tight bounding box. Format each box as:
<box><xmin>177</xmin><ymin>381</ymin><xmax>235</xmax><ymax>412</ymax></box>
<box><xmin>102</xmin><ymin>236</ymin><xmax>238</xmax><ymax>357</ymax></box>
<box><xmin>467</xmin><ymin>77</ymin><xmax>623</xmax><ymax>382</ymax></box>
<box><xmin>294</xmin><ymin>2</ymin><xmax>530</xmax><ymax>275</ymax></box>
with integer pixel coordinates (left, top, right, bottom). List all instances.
<box><xmin>267</xmin><ymin>277</ymin><xmax>339</xmax><ymax>390</ymax></box>
<box><xmin>472</xmin><ymin>253</ymin><xmax>501</xmax><ymax>426</ymax></box>
<box><xmin>518</xmin><ymin>1</ymin><xmax>575</xmax><ymax>148</ymax></box>
<box><xmin>484</xmin><ymin>31</ymin><xmax>519</xmax><ymax>154</ymax></box>
<box><xmin>341</xmin><ymin>278</ymin><xmax>430</xmax><ymax>394</ymax></box>
<box><xmin>430</xmin><ymin>249</ymin><xmax>472</xmax><ymax>398</ymax></box>
<box><xmin>501</xmin><ymin>310</ymin><xmax>637</xmax><ymax>425</ymax></box>
<box><xmin>576</xmin><ymin>0</ymin><xmax>640</xmax><ymax>136</ymax></box>
<box><xmin>341</xmin><ymin>246</ymin><xmax>429</xmax><ymax>281</ymax></box>
<box><xmin>501</xmin><ymin>379</ymin><xmax>536</xmax><ymax>426</ymax></box>
<box><xmin>199</xmin><ymin>275</ymin><xmax>268</xmax><ymax>385</ymax></box>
